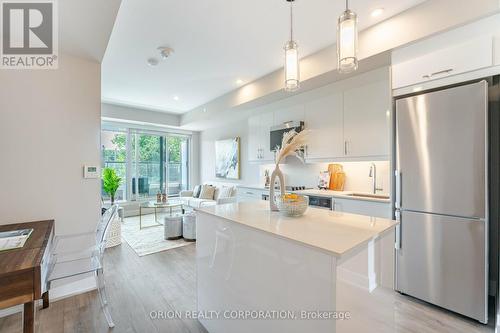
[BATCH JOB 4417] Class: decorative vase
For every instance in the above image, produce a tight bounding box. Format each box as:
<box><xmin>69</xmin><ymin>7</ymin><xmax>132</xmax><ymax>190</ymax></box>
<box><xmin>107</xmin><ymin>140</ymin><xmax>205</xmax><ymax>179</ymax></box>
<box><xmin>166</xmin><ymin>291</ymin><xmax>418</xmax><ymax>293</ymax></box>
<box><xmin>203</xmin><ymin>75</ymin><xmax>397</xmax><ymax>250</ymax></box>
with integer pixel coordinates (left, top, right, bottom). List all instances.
<box><xmin>269</xmin><ymin>164</ymin><xmax>285</xmax><ymax>211</ymax></box>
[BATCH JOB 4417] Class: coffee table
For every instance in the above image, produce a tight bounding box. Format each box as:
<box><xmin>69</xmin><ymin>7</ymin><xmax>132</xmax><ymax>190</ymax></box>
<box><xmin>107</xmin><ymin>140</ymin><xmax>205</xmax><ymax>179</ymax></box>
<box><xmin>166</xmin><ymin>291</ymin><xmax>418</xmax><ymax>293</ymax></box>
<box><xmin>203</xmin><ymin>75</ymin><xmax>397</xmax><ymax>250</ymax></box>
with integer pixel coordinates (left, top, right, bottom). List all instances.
<box><xmin>139</xmin><ymin>200</ymin><xmax>184</xmax><ymax>229</ymax></box>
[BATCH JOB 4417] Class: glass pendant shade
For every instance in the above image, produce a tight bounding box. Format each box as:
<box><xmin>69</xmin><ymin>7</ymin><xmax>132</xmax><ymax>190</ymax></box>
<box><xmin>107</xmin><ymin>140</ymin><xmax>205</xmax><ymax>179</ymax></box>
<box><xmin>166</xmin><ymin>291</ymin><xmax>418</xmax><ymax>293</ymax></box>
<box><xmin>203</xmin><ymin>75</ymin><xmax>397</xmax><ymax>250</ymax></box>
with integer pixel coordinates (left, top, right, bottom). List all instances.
<box><xmin>284</xmin><ymin>40</ymin><xmax>300</xmax><ymax>92</ymax></box>
<box><xmin>337</xmin><ymin>9</ymin><xmax>358</xmax><ymax>73</ymax></box>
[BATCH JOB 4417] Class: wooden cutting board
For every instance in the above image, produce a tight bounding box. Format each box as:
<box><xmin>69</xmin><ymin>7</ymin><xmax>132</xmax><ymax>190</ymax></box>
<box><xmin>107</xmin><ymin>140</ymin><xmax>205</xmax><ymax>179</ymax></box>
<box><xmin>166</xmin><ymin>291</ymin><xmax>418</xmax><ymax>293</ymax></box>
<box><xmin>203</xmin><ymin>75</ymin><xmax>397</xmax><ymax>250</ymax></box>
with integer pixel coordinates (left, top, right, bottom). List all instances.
<box><xmin>328</xmin><ymin>164</ymin><xmax>345</xmax><ymax>191</ymax></box>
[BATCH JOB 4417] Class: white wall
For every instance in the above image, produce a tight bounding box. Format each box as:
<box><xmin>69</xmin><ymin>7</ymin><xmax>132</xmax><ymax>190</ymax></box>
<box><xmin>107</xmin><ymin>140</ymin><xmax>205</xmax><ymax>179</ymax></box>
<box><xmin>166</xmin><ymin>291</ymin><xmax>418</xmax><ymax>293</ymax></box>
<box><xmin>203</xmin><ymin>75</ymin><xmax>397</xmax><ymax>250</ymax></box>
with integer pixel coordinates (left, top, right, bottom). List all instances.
<box><xmin>200</xmin><ymin>119</ymin><xmax>260</xmax><ymax>186</ymax></box>
<box><xmin>0</xmin><ymin>53</ymin><xmax>102</xmax><ymax>236</ymax></box>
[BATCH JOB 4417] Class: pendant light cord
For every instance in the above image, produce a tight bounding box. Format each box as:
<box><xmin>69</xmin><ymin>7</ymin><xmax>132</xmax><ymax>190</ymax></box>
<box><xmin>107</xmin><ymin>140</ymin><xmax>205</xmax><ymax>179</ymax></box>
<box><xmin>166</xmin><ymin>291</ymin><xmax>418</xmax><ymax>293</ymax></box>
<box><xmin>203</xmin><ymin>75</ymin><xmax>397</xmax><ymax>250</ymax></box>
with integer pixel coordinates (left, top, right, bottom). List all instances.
<box><xmin>290</xmin><ymin>1</ymin><xmax>294</xmax><ymax>41</ymax></box>
<box><xmin>346</xmin><ymin>0</ymin><xmax>349</xmax><ymax>10</ymax></box>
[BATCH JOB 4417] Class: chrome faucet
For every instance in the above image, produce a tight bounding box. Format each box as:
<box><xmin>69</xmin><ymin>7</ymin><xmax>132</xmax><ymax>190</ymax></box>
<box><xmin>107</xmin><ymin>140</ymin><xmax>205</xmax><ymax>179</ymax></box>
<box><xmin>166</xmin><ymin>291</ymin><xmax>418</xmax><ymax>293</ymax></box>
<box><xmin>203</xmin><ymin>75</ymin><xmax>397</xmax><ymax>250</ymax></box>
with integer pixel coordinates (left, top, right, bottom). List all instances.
<box><xmin>369</xmin><ymin>163</ymin><xmax>383</xmax><ymax>194</ymax></box>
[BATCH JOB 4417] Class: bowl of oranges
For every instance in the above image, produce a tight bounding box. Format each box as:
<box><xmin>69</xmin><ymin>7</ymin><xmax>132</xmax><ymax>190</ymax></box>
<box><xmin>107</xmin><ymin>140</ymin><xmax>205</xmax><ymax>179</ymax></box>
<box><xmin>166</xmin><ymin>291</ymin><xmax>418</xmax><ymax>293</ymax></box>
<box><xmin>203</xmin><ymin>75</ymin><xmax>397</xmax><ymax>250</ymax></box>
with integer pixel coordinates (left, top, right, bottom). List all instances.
<box><xmin>276</xmin><ymin>193</ymin><xmax>309</xmax><ymax>217</ymax></box>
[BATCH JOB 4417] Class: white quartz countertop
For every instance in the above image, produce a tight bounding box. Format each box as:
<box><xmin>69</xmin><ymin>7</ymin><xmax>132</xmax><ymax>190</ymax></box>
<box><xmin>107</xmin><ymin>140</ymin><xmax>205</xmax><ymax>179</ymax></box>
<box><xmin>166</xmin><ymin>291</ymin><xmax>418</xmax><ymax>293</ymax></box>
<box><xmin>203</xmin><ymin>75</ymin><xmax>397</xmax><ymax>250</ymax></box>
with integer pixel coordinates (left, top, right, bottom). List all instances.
<box><xmin>237</xmin><ymin>185</ymin><xmax>391</xmax><ymax>203</ymax></box>
<box><xmin>197</xmin><ymin>201</ymin><xmax>398</xmax><ymax>258</ymax></box>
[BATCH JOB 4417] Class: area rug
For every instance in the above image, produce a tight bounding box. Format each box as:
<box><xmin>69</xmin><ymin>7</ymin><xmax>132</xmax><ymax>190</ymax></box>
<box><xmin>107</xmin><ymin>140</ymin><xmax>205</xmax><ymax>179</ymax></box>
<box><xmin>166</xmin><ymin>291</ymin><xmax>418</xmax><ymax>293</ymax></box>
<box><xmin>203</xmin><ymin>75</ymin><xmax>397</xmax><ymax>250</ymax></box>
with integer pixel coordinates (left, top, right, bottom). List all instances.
<box><xmin>121</xmin><ymin>213</ymin><xmax>193</xmax><ymax>257</ymax></box>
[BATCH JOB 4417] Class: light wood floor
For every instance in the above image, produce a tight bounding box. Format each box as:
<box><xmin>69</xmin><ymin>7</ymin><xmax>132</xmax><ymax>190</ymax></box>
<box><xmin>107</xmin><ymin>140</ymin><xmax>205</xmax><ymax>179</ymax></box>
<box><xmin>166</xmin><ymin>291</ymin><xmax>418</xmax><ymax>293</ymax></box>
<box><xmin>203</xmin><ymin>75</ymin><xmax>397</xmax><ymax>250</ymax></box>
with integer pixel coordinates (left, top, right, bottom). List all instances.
<box><xmin>0</xmin><ymin>236</ymin><xmax>495</xmax><ymax>333</ymax></box>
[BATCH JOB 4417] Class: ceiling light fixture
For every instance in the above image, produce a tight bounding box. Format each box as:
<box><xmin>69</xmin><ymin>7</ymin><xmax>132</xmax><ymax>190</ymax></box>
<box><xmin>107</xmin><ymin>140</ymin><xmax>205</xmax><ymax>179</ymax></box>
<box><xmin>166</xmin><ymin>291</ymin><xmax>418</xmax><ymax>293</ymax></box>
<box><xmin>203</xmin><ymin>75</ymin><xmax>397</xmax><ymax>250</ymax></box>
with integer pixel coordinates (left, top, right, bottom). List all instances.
<box><xmin>158</xmin><ymin>46</ymin><xmax>174</xmax><ymax>60</ymax></box>
<box><xmin>284</xmin><ymin>0</ymin><xmax>300</xmax><ymax>92</ymax></box>
<box><xmin>236</xmin><ymin>79</ymin><xmax>244</xmax><ymax>85</ymax></box>
<box><xmin>337</xmin><ymin>0</ymin><xmax>358</xmax><ymax>73</ymax></box>
<box><xmin>173</xmin><ymin>96</ymin><xmax>179</xmax><ymax>101</ymax></box>
<box><xmin>371</xmin><ymin>8</ymin><xmax>384</xmax><ymax>17</ymax></box>
<box><xmin>147</xmin><ymin>58</ymin><xmax>159</xmax><ymax>66</ymax></box>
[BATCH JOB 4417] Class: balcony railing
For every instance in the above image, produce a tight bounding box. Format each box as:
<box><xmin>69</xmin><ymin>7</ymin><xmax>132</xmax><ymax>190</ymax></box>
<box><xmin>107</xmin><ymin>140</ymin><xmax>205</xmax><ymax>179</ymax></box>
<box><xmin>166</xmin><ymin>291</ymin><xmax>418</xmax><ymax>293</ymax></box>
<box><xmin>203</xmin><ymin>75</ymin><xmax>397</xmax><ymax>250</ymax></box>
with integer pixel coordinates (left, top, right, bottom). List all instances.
<box><xmin>102</xmin><ymin>161</ymin><xmax>186</xmax><ymax>199</ymax></box>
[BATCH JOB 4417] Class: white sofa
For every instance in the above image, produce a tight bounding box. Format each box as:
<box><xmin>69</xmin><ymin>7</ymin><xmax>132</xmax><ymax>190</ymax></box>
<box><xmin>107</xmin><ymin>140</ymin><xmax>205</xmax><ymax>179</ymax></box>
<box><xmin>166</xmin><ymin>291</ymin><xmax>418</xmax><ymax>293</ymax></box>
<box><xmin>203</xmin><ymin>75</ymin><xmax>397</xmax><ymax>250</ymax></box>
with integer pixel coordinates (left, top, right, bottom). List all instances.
<box><xmin>179</xmin><ymin>183</ymin><xmax>237</xmax><ymax>208</ymax></box>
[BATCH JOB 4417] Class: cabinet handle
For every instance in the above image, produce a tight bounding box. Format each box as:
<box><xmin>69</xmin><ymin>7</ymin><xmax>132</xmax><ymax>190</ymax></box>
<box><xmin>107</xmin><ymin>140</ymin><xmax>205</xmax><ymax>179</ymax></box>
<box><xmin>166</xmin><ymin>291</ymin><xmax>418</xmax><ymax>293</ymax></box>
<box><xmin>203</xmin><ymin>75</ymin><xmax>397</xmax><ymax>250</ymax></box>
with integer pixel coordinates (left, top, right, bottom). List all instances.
<box><xmin>422</xmin><ymin>68</ymin><xmax>453</xmax><ymax>79</ymax></box>
<box><xmin>344</xmin><ymin>141</ymin><xmax>348</xmax><ymax>155</ymax></box>
<box><xmin>394</xmin><ymin>170</ymin><xmax>402</xmax><ymax>209</ymax></box>
<box><xmin>395</xmin><ymin>211</ymin><xmax>402</xmax><ymax>250</ymax></box>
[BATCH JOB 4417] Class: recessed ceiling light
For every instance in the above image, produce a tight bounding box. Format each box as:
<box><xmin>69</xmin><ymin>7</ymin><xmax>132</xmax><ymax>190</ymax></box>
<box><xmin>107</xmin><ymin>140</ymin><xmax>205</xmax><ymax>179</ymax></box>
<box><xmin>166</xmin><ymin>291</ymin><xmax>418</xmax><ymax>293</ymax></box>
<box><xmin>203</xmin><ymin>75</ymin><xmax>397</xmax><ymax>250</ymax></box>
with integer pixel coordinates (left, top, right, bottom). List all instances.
<box><xmin>371</xmin><ymin>8</ymin><xmax>384</xmax><ymax>17</ymax></box>
<box><xmin>173</xmin><ymin>96</ymin><xmax>180</xmax><ymax>101</ymax></box>
<box><xmin>147</xmin><ymin>58</ymin><xmax>159</xmax><ymax>66</ymax></box>
<box><xmin>236</xmin><ymin>79</ymin><xmax>244</xmax><ymax>85</ymax></box>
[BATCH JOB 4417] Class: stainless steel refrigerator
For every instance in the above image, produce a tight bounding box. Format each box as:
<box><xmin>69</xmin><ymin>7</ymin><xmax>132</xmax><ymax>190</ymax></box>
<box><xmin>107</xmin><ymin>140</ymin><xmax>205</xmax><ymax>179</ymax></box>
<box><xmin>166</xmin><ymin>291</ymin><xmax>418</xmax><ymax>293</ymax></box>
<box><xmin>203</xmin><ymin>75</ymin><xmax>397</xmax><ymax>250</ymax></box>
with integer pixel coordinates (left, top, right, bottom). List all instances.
<box><xmin>394</xmin><ymin>80</ymin><xmax>488</xmax><ymax>323</ymax></box>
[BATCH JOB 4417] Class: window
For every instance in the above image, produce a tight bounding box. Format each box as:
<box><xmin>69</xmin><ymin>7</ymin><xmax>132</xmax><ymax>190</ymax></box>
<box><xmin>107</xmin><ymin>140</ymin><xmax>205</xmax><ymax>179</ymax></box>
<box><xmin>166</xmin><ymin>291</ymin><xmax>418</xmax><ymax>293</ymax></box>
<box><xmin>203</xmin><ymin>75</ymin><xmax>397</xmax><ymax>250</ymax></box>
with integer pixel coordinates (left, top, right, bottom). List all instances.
<box><xmin>101</xmin><ymin>130</ymin><xmax>127</xmax><ymax>201</ymax></box>
<box><xmin>101</xmin><ymin>125</ymin><xmax>191</xmax><ymax>202</ymax></box>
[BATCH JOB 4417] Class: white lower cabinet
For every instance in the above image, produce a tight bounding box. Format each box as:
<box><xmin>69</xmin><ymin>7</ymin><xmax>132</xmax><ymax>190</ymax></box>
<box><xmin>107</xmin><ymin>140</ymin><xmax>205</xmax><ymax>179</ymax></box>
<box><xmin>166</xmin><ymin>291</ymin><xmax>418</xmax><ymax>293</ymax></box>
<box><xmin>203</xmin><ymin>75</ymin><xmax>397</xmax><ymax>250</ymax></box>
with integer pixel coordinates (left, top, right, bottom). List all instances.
<box><xmin>332</xmin><ymin>198</ymin><xmax>391</xmax><ymax>219</ymax></box>
<box><xmin>236</xmin><ymin>187</ymin><xmax>265</xmax><ymax>202</ymax></box>
<box><xmin>332</xmin><ymin>198</ymin><xmax>394</xmax><ymax>290</ymax></box>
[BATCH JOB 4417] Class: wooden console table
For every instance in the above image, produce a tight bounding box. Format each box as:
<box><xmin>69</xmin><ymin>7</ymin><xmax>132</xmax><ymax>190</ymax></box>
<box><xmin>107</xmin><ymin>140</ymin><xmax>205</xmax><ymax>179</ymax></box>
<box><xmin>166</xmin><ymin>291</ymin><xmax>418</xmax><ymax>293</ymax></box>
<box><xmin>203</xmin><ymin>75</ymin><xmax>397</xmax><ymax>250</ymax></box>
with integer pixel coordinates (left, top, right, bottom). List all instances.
<box><xmin>0</xmin><ymin>220</ymin><xmax>54</xmax><ymax>333</ymax></box>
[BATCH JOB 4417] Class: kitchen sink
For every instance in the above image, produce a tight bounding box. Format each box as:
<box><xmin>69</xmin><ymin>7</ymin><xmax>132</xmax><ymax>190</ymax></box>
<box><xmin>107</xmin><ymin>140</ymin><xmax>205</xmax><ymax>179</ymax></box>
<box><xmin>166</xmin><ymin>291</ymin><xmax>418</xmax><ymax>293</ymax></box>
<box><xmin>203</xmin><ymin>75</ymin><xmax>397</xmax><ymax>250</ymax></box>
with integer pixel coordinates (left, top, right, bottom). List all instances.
<box><xmin>346</xmin><ymin>193</ymin><xmax>390</xmax><ymax>200</ymax></box>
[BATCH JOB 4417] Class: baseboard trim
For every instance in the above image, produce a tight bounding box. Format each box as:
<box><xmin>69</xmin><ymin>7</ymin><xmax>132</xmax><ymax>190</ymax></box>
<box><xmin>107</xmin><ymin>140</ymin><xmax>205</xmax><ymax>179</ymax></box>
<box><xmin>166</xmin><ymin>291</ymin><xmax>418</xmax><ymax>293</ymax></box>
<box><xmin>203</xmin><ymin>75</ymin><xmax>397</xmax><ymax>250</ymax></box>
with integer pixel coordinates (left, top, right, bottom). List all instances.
<box><xmin>338</xmin><ymin>267</ymin><xmax>373</xmax><ymax>292</ymax></box>
<box><xmin>0</xmin><ymin>276</ymin><xmax>96</xmax><ymax>318</ymax></box>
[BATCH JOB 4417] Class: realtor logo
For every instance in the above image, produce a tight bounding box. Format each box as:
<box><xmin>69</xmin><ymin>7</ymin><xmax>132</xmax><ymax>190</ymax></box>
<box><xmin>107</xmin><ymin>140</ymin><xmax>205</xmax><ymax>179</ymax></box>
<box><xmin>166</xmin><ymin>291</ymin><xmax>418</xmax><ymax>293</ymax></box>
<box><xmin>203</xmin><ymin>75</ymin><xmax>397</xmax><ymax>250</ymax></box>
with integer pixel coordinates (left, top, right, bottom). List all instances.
<box><xmin>1</xmin><ymin>0</ymin><xmax>58</xmax><ymax>69</ymax></box>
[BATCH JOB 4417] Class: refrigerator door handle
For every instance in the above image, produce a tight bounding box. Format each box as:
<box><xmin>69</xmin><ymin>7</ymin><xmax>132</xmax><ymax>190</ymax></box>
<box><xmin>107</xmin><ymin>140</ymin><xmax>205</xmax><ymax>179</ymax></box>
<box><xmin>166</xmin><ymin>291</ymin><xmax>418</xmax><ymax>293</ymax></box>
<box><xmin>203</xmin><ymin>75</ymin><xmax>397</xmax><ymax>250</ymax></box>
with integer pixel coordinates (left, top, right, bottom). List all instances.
<box><xmin>395</xmin><ymin>170</ymin><xmax>402</xmax><ymax>209</ymax></box>
<box><xmin>395</xmin><ymin>210</ymin><xmax>402</xmax><ymax>249</ymax></box>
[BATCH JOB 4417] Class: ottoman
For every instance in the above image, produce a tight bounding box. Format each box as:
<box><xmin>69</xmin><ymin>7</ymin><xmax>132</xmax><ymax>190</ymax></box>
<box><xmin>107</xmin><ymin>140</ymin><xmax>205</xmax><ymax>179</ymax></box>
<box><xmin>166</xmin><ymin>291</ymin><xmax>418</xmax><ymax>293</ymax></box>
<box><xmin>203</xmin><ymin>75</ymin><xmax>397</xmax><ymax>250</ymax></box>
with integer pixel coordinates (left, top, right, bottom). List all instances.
<box><xmin>182</xmin><ymin>212</ymin><xmax>196</xmax><ymax>241</ymax></box>
<box><xmin>164</xmin><ymin>214</ymin><xmax>183</xmax><ymax>240</ymax></box>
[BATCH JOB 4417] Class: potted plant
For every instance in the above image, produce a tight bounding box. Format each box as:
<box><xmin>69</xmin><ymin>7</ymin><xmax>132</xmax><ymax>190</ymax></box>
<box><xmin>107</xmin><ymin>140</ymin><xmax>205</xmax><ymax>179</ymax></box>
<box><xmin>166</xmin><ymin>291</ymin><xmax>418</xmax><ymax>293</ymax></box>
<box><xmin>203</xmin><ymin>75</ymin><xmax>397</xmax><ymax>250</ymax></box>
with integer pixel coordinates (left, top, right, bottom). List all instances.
<box><xmin>102</xmin><ymin>168</ymin><xmax>122</xmax><ymax>205</ymax></box>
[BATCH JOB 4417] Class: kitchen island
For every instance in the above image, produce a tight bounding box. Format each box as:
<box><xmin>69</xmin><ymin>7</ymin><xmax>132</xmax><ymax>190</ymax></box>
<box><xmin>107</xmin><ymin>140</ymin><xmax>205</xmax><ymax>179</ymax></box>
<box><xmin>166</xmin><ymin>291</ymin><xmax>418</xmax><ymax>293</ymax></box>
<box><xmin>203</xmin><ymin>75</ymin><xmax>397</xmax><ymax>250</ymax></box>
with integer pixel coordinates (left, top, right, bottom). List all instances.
<box><xmin>196</xmin><ymin>201</ymin><xmax>398</xmax><ymax>333</ymax></box>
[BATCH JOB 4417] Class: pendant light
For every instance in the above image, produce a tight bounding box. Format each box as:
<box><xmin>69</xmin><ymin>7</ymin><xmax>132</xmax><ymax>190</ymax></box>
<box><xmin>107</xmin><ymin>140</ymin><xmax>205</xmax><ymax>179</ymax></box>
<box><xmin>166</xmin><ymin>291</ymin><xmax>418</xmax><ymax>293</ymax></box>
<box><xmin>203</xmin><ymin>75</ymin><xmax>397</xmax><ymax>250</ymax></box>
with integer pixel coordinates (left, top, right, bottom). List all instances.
<box><xmin>284</xmin><ymin>0</ymin><xmax>299</xmax><ymax>92</ymax></box>
<box><xmin>337</xmin><ymin>0</ymin><xmax>358</xmax><ymax>73</ymax></box>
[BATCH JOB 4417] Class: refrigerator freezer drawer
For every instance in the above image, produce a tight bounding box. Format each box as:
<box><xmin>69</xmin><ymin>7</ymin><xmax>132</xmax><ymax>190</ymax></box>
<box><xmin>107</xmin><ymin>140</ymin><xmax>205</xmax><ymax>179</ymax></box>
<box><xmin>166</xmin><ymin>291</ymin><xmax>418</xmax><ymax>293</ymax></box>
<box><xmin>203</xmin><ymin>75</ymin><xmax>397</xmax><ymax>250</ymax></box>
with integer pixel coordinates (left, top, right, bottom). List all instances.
<box><xmin>396</xmin><ymin>210</ymin><xmax>487</xmax><ymax>323</ymax></box>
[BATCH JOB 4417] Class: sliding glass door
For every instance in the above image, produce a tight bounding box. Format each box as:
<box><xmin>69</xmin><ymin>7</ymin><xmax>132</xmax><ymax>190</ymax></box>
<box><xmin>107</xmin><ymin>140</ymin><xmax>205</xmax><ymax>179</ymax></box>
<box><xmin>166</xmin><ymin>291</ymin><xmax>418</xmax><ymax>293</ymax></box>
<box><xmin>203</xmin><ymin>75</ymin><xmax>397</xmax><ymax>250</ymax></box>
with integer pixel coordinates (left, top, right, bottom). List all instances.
<box><xmin>130</xmin><ymin>132</ymin><xmax>165</xmax><ymax>200</ymax></box>
<box><xmin>101</xmin><ymin>125</ymin><xmax>190</xmax><ymax>202</ymax></box>
<box><xmin>166</xmin><ymin>136</ymin><xmax>189</xmax><ymax>196</ymax></box>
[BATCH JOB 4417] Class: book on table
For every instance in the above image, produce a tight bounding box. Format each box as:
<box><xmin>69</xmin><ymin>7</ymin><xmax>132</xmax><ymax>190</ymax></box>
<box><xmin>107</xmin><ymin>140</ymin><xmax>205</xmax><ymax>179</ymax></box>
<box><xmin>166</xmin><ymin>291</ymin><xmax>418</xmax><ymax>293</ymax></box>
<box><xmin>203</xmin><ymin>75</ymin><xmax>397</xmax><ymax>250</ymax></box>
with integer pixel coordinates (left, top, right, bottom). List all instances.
<box><xmin>0</xmin><ymin>228</ymin><xmax>34</xmax><ymax>251</ymax></box>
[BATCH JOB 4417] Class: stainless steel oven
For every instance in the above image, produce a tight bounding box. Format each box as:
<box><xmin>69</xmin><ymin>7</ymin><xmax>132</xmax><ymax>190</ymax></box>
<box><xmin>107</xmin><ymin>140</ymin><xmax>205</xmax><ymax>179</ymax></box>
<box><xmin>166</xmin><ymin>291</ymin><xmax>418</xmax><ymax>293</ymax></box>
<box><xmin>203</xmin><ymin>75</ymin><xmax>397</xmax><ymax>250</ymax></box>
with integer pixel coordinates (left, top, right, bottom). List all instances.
<box><xmin>308</xmin><ymin>196</ymin><xmax>333</xmax><ymax>210</ymax></box>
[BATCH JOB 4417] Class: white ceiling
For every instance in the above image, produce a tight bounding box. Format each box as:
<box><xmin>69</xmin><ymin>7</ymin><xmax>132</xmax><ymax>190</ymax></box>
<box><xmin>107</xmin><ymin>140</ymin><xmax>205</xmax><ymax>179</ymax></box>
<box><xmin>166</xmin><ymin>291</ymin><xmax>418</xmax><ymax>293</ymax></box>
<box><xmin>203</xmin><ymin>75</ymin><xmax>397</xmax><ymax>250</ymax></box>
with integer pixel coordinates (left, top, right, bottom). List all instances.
<box><xmin>102</xmin><ymin>0</ymin><xmax>427</xmax><ymax>114</ymax></box>
<box><xmin>60</xmin><ymin>0</ymin><xmax>121</xmax><ymax>62</ymax></box>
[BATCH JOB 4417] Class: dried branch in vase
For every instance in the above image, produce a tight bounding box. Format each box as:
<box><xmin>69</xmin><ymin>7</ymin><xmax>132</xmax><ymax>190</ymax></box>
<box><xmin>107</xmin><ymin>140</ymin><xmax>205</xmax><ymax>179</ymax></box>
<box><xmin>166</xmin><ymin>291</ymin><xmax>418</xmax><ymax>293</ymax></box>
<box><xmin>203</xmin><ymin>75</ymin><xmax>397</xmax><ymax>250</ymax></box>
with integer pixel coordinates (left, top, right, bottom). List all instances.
<box><xmin>274</xmin><ymin>129</ymin><xmax>309</xmax><ymax>165</ymax></box>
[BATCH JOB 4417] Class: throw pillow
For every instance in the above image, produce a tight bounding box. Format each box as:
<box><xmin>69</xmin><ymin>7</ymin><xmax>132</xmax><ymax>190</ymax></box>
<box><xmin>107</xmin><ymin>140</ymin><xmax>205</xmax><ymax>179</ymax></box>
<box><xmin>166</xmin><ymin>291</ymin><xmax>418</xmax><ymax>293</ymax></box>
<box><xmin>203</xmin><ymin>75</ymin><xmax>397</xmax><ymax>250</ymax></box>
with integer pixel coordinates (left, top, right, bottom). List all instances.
<box><xmin>218</xmin><ymin>186</ymin><xmax>233</xmax><ymax>199</ymax></box>
<box><xmin>193</xmin><ymin>185</ymin><xmax>202</xmax><ymax>198</ymax></box>
<box><xmin>213</xmin><ymin>187</ymin><xmax>220</xmax><ymax>200</ymax></box>
<box><xmin>199</xmin><ymin>185</ymin><xmax>216</xmax><ymax>200</ymax></box>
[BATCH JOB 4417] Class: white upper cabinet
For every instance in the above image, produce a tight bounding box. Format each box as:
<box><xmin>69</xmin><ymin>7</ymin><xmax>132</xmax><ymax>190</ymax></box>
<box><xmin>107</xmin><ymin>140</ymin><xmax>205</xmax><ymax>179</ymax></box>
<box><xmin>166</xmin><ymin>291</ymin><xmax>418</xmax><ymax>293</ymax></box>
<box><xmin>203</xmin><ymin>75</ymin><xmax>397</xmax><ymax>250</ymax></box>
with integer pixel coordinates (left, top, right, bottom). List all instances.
<box><xmin>260</xmin><ymin>112</ymin><xmax>274</xmax><ymax>161</ymax></box>
<box><xmin>248</xmin><ymin>112</ymin><xmax>274</xmax><ymax>162</ymax></box>
<box><xmin>343</xmin><ymin>80</ymin><xmax>390</xmax><ymax>158</ymax></box>
<box><xmin>248</xmin><ymin>115</ymin><xmax>261</xmax><ymax>162</ymax></box>
<box><xmin>273</xmin><ymin>105</ymin><xmax>305</xmax><ymax>126</ymax></box>
<box><xmin>392</xmin><ymin>35</ymin><xmax>493</xmax><ymax>89</ymax></box>
<box><xmin>304</xmin><ymin>93</ymin><xmax>343</xmax><ymax>160</ymax></box>
<box><xmin>247</xmin><ymin>68</ymin><xmax>391</xmax><ymax>162</ymax></box>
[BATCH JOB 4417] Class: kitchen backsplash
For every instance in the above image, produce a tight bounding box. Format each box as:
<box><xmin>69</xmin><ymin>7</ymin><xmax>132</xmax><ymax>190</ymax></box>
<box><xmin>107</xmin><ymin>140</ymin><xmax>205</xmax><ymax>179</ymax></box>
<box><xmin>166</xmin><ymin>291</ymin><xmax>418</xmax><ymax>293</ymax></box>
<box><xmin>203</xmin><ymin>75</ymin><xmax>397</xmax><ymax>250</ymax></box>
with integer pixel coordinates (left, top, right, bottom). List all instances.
<box><xmin>259</xmin><ymin>159</ymin><xmax>390</xmax><ymax>195</ymax></box>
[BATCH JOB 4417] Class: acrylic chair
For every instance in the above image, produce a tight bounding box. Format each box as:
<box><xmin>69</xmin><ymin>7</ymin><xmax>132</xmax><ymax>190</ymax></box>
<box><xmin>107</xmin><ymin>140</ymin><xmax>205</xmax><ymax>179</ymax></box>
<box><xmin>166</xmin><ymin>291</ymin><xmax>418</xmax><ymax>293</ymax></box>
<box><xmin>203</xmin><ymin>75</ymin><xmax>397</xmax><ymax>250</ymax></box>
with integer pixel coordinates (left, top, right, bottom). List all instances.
<box><xmin>45</xmin><ymin>205</ymin><xmax>118</xmax><ymax>328</ymax></box>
